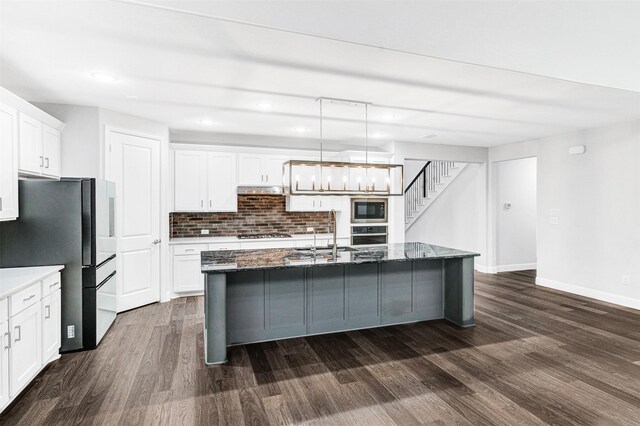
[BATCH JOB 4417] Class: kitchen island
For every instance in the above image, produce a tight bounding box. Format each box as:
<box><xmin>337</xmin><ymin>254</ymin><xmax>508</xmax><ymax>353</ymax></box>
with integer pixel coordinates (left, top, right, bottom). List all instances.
<box><xmin>201</xmin><ymin>242</ymin><xmax>479</xmax><ymax>364</ymax></box>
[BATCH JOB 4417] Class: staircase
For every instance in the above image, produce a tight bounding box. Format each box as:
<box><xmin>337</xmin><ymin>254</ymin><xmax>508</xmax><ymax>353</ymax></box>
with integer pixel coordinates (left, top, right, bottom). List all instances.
<box><xmin>405</xmin><ymin>161</ymin><xmax>468</xmax><ymax>230</ymax></box>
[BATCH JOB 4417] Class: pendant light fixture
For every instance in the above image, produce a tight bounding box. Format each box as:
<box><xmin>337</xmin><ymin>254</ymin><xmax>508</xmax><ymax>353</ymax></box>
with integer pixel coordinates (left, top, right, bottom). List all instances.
<box><xmin>282</xmin><ymin>97</ymin><xmax>403</xmax><ymax>196</ymax></box>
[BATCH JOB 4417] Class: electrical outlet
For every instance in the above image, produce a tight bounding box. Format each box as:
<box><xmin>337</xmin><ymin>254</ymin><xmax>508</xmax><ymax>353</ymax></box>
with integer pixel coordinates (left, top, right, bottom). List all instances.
<box><xmin>307</xmin><ymin>227</ymin><xmax>314</xmax><ymax>232</ymax></box>
<box><xmin>622</xmin><ymin>275</ymin><xmax>630</xmax><ymax>286</ymax></box>
<box><xmin>67</xmin><ymin>325</ymin><xmax>75</xmax><ymax>338</ymax></box>
<box><xmin>201</xmin><ymin>229</ymin><xmax>210</xmax><ymax>235</ymax></box>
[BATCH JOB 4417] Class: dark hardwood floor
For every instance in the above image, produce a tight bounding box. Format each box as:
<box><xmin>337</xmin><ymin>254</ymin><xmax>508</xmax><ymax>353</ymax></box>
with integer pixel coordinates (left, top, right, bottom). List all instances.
<box><xmin>2</xmin><ymin>270</ymin><xmax>640</xmax><ymax>425</ymax></box>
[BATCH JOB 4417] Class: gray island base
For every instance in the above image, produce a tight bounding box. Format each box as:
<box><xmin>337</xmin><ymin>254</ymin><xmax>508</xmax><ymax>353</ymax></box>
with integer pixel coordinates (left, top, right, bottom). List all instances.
<box><xmin>202</xmin><ymin>242</ymin><xmax>479</xmax><ymax>365</ymax></box>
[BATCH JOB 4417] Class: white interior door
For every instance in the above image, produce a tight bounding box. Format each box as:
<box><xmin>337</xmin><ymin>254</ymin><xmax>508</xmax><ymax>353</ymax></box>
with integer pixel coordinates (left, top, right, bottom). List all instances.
<box><xmin>107</xmin><ymin>129</ymin><xmax>161</xmax><ymax>312</ymax></box>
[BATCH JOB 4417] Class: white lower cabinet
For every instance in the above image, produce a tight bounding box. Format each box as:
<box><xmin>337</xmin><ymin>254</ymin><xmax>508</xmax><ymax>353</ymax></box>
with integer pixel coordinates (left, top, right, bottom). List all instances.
<box><xmin>9</xmin><ymin>303</ymin><xmax>41</xmax><ymax>397</ymax></box>
<box><xmin>0</xmin><ymin>268</ymin><xmax>62</xmax><ymax>413</ymax></box>
<box><xmin>41</xmin><ymin>290</ymin><xmax>61</xmax><ymax>364</ymax></box>
<box><xmin>172</xmin><ymin>243</ymin><xmax>241</xmax><ymax>293</ymax></box>
<box><xmin>0</xmin><ymin>322</ymin><xmax>9</xmax><ymax>409</ymax></box>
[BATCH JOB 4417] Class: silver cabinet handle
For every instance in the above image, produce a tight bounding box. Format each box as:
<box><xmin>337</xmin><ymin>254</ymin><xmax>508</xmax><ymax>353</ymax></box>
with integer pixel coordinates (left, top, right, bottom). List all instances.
<box><xmin>209</xmin><ymin>200</ymin><xmax>212</xmax><ymax>208</ymax></box>
<box><xmin>45</xmin><ymin>157</ymin><xmax>50</xmax><ymax>168</ymax></box>
<box><xmin>50</xmin><ymin>282</ymin><xmax>59</xmax><ymax>287</ymax></box>
<box><xmin>14</xmin><ymin>326</ymin><xmax>21</xmax><ymax>342</ymax></box>
<box><xmin>23</xmin><ymin>294</ymin><xmax>36</xmax><ymax>302</ymax></box>
<box><xmin>261</xmin><ymin>174</ymin><xmax>264</xmax><ymax>182</ymax></box>
<box><xmin>45</xmin><ymin>305</ymin><xmax>51</xmax><ymax>319</ymax></box>
<box><xmin>152</xmin><ymin>239</ymin><xmax>161</xmax><ymax>245</ymax></box>
<box><xmin>184</xmin><ymin>248</ymin><xmax>195</xmax><ymax>252</ymax></box>
<box><xmin>39</xmin><ymin>156</ymin><xmax>44</xmax><ymax>167</ymax></box>
<box><xmin>265</xmin><ymin>174</ymin><xmax>269</xmax><ymax>182</ymax></box>
<box><xmin>4</xmin><ymin>332</ymin><xmax>10</xmax><ymax>349</ymax></box>
<box><xmin>201</xmin><ymin>200</ymin><xmax>204</xmax><ymax>207</ymax></box>
<box><xmin>0</xmin><ymin>196</ymin><xmax>3</xmax><ymax>211</ymax></box>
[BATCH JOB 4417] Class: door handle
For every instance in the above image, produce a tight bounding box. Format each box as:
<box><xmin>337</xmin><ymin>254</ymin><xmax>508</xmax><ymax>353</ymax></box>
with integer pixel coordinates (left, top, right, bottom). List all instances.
<box><xmin>14</xmin><ymin>326</ymin><xmax>21</xmax><ymax>342</ymax></box>
<box><xmin>152</xmin><ymin>239</ymin><xmax>161</xmax><ymax>245</ymax></box>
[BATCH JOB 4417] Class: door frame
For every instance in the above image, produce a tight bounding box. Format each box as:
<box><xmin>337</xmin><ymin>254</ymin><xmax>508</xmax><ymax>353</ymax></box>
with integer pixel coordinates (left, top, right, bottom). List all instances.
<box><xmin>104</xmin><ymin>125</ymin><xmax>171</xmax><ymax>306</ymax></box>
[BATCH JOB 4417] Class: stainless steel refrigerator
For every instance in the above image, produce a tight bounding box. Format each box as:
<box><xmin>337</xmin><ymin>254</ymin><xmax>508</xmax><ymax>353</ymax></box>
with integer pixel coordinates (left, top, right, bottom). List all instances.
<box><xmin>0</xmin><ymin>178</ymin><xmax>117</xmax><ymax>352</ymax></box>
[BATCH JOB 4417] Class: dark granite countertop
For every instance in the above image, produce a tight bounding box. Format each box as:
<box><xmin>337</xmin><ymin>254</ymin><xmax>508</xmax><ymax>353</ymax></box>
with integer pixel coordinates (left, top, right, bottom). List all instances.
<box><xmin>201</xmin><ymin>242</ymin><xmax>479</xmax><ymax>272</ymax></box>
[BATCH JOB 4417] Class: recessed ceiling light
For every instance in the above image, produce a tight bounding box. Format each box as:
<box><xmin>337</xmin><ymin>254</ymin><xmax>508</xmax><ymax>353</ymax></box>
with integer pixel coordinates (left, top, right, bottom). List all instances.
<box><xmin>421</xmin><ymin>134</ymin><xmax>438</xmax><ymax>139</ymax></box>
<box><xmin>91</xmin><ymin>72</ymin><xmax>118</xmax><ymax>83</ymax></box>
<box><xmin>371</xmin><ymin>132</ymin><xmax>385</xmax><ymax>139</ymax></box>
<box><xmin>125</xmin><ymin>95</ymin><xmax>138</xmax><ymax>100</ymax></box>
<box><xmin>381</xmin><ymin>114</ymin><xmax>397</xmax><ymax>121</ymax></box>
<box><xmin>256</xmin><ymin>102</ymin><xmax>273</xmax><ymax>109</ymax></box>
<box><xmin>293</xmin><ymin>127</ymin><xmax>307</xmax><ymax>133</ymax></box>
<box><xmin>200</xmin><ymin>119</ymin><xmax>215</xmax><ymax>126</ymax></box>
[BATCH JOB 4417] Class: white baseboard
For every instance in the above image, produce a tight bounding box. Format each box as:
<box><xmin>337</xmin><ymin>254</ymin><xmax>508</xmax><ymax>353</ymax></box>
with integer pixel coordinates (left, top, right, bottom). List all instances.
<box><xmin>536</xmin><ymin>277</ymin><xmax>640</xmax><ymax>311</ymax></box>
<box><xmin>475</xmin><ymin>263</ymin><xmax>536</xmax><ymax>274</ymax></box>
<box><xmin>495</xmin><ymin>263</ymin><xmax>537</xmax><ymax>273</ymax></box>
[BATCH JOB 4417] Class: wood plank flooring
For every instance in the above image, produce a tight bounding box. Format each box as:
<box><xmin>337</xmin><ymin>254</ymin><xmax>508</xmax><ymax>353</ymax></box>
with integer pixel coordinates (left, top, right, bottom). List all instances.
<box><xmin>2</xmin><ymin>270</ymin><xmax>640</xmax><ymax>425</ymax></box>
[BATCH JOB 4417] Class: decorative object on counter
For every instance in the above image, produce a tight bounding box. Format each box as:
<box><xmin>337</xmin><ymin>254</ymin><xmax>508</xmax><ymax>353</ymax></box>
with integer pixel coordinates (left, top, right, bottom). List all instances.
<box><xmin>170</xmin><ymin>195</ymin><xmax>333</xmax><ymax>238</ymax></box>
<box><xmin>283</xmin><ymin>97</ymin><xmax>403</xmax><ymax>197</ymax></box>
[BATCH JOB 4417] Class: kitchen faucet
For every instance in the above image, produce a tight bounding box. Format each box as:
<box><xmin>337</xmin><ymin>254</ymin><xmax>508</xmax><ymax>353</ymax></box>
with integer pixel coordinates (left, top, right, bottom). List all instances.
<box><xmin>328</xmin><ymin>209</ymin><xmax>337</xmax><ymax>258</ymax></box>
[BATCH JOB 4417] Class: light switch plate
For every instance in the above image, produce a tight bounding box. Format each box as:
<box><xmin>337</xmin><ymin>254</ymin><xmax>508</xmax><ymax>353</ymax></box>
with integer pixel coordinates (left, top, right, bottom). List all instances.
<box><xmin>201</xmin><ymin>229</ymin><xmax>210</xmax><ymax>235</ymax></box>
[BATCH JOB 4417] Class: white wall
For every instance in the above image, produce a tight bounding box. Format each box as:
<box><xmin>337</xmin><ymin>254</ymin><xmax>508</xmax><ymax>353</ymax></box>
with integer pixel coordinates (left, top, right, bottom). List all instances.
<box><xmin>490</xmin><ymin>119</ymin><xmax>640</xmax><ymax>309</ymax></box>
<box><xmin>494</xmin><ymin>157</ymin><xmax>537</xmax><ymax>271</ymax></box>
<box><xmin>406</xmin><ymin>163</ymin><xmax>487</xmax><ymax>268</ymax></box>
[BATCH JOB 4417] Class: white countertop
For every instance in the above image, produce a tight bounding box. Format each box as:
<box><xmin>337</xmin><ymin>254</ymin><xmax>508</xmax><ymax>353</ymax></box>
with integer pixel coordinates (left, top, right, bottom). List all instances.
<box><xmin>0</xmin><ymin>265</ymin><xmax>65</xmax><ymax>299</ymax></box>
<box><xmin>169</xmin><ymin>233</ymin><xmax>348</xmax><ymax>245</ymax></box>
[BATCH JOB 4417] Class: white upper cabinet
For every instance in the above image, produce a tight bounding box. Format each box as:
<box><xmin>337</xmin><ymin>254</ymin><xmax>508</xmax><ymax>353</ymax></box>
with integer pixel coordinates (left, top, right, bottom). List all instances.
<box><xmin>41</xmin><ymin>124</ymin><xmax>61</xmax><ymax>177</ymax></box>
<box><xmin>208</xmin><ymin>152</ymin><xmax>237</xmax><ymax>211</ymax></box>
<box><xmin>173</xmin><ymin>150</ymin><xmax>237</xmax><ymax>212</ymax></box>
<box><xmin>18</xmin><ymin>113</ymin><xmax>43</xmax><ymax>175</ymax></box>
<box><xmin>238</xmin><ymin>154</ymin><xmax>287</xmax><ymax>186</ymax></box>
<box><xmin>2</xmin><ymin>87</ymin><xmax>63</xmax><ymax>180</ymax></box>
<box><xmin>174</xmin><ymin>150</ymin><xmax>208</xmax><ymax>211</ymax></box>
<box><xmin>286</xmin><ymin>196</ymin><xmax>341</xmax><ymax>212</ymax></box>
<box><xmin>0</xmin><ymin>102</ymin><xmax>19</xmax><ymax>221</ymax></box>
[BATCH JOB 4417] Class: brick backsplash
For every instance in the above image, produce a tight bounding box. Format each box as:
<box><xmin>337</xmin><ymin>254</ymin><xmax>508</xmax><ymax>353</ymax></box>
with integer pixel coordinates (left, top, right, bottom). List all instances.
<box><xmin>170</xmin><ymin>195</ymin><xmax>334</xmax><ymax>238</ymax></box>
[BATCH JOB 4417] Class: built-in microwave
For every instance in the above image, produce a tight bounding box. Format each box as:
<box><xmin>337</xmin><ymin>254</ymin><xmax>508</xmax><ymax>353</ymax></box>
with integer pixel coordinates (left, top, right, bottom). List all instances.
<box><xmin>351</xmin><ymin>198</ymin><xmax>388</xmax><ymax>223</ymax></box>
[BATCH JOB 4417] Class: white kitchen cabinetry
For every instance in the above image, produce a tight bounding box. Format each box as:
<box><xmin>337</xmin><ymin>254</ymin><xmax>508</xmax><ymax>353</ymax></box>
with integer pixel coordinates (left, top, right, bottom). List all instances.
<box><xmin>41</xmin><ymin>289</ymin><xmax>61</xmax><ymax>364</ymax></box>
<box><xmin>0</xmin><ymin>103</ymin><xmax>19</xmax><ymax>221</ymax></box>
<box><xmin>0</xmin><ymin>321</ymin><xmax>8</xmax><ymax>410</ymax></box>
<box><xmin>9</xmin><ymin>303</ymin><xmax>41</xmax><ymax>397</ymax></box>
<box><xmin>18</xmin><ymin>114</ymin><xmax>61</xmax><ymax>178</ymax></box>
<box><xmin>173</xmin><ymin>151</ymin><xmax>237</xmax><ymax>212</ymax></box>
<box><xmin>0</xmin><ymin>266</ymin><xmax>63</xmax><ymax>414</ymax></box>
<box><xmin>238</xmin><ymin>154</ymin><xmax>287</xmax><ymax>186</ymax></box>
<box><xmin>172</xmin><ymin>243</ymin><xmax>240</xmax><ymax>293</ymax></box>
<box><xmin>286</xmin><ymin>196</ymin><xmax>341</xmax><ymax>212</ymax></box>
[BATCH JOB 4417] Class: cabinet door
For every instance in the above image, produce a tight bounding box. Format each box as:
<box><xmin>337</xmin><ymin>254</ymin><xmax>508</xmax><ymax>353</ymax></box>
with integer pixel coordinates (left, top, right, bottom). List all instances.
<box><xmin>261</xmin><ymin>156</ymin><xmax>286</xmax><ymax>185</ymax></box>
<box><xmin>174</xmin><ymin>150</ymin><xmax>207</xmax><ymax>211</ymax></box>
<box><xmin>0</xmin><ymin>321</ymin><xmax>8</xmax><ymax>410</ymax></box>
<box><xmin>41</xmin><ymin>289</ymin><xmax>61</xmax><ymax>364</ymax></box>
<box><xmin>9</xmin><ymin>302</ymin><xmax>41</xmax><ymax>397</ymax></box>
<box><xmin>0</xmin><ymin>103</ymin><xmax>19</xmax><ymax>221</ymax></box>
<box><xmin>286</xmin><ymin>196</ymin><xmax>320</xmax><ymax>212</ymax></box>
<box><xmin>238</xmin><ymin>154</ymin><xmax>264</xmax><ymax>185</ymax></box>
<box><xmin>173</xmin><ymin>254</ymin><xmax>204</xmax><ymax>293</ymax></box>
<box><xmin>42</xmin><ymin>124</ymin><xmax>61</xmax><ymax>177</ymax></box>
<box><xmin>18</xmin><ymin>112</ymin><xmax>43</xmax><ymax>175</ymax></box>
<box><xmin>208</xmin><ymin>153</ymin><xmax>237</xmax><ymax>211</ymax></box>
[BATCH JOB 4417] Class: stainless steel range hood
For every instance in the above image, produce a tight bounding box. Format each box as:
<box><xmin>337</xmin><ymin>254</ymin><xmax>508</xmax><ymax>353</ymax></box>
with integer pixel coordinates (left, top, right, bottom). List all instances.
<box><xmin>237</xmin><ymin>186</ymin><xmax>284</xmax><ymax>196</ymax></box>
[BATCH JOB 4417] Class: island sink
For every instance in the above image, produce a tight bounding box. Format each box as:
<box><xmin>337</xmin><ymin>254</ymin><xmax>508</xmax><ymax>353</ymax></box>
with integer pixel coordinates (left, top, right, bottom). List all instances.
<box><xmin>201</xmin><ymin>242</ymin><xmax>479</xmax><ymax>364</ymax></box>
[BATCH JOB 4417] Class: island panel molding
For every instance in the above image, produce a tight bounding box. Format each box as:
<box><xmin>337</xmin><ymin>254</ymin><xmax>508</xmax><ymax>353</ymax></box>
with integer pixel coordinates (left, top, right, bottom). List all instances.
<box><xmin>202</xmin><ymin>243</ymin><xmax>478</xmax><ymax>364</ymax></box>
<box><xmin>170</xmin><ymin>195</ymin><xmax>333</xmax><ymax>238</ymax></box>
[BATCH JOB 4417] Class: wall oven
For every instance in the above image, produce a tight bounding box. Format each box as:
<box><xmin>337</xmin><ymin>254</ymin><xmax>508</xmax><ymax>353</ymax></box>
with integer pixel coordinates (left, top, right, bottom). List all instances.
<box><xmin>351</xmin><ymin>225</ymin><xmax>388</xmax><ymax>246</ymax></box>
<box><xmin>351</xmin><ymin>198</ymin><xmax>388</xmax><ymax>223</ymax></box>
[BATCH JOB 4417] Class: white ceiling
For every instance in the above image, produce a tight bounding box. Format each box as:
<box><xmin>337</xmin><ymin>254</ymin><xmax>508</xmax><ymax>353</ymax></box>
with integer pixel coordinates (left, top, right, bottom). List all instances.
<box><xmin>1</xmin><ymin>0</ymin><xmax>639</xmax><ymax>148</ymax></box>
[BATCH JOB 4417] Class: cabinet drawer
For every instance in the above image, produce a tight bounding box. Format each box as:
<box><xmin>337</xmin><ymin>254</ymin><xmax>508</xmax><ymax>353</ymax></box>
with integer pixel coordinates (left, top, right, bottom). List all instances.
<box><xmin>0</xmin><ymin>298</ymin><xmax>7</xmax><ymax>324</ymax></box>
<box><xmin>41</xmin><ymin>272</ymin><xmax>61</xmax><ymax>297</ymax></box>
<box><xmin>208</xmin><ymin>242</ymin><xmax>240</xmax><ymax>251</ymax></box>
<box><xmin>10</xmin><ymin>282</ymin><xmax>41</xmax><ymax>316</ymax></box>
<box><xmin>174</xmin><ymin>244</ymin><xmax>207</xmax><ymax>255</ymax></box>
